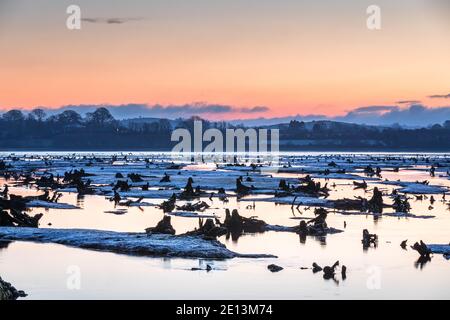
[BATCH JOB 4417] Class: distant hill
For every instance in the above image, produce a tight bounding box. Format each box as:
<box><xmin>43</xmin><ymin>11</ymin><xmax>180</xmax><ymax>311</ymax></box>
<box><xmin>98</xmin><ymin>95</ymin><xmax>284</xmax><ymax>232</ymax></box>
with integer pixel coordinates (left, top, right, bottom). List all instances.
<box><xmin>1</xmin><ymin>108</ymin><xmax>450</xmax><ymax>151</ymax></box>
<box><xmin>120</xmin><ymin>117</ymin><xmax>180</xmax><ymax>129</ymax></box>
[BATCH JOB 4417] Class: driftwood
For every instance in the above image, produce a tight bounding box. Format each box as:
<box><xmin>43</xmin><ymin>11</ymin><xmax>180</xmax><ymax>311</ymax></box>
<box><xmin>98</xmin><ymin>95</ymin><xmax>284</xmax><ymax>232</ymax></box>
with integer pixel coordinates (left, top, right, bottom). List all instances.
<box><xmin>218</xmin><ymin>208</ymin><xmax>341</xmax><ymax>241</ymax></box>
<box><xmin>312</xmin><ymin>263</ymin><xmax>322</xmax><ymax>273</ymax></box>
<box><xmin>176</xmin><ymin>201</ymin><xmax>210</xmax><ymax>212</ymax></box>
<box><xmin>160</xmin><ymin>173</ymin><xmax>171</xmax><ymax>183</ymax></box>
<box><xmin>0</xmin><ymin>192</ymin><xmax>44</xmax><ymax>228</ymax></box>
<box><xmin>128</xmin><ymin>173</ymin><xmax>143</xmax><ymax>182</ymax></box>
<box><xmin>368</xmin><ymin>187</ymin><xmax>383</xmax><ymax>213</ymax></box>
<box><xmin>279</xmin><ymin>179</ymin><xmax>290</xmax><ymax>192</ymax></box>
<box><xmin>182</xmin><ymin>208</ymin><xmax>341</xmax><ymax>242</ymax></box>
<box><xmin>113</xmin><ymin>180</ymin><xmax>131</xmax><ymax>192</ymax></box>
<box><xmin>191</xmin><ymin>264</ymin><xmax>212</xmax><ymax>272</ymax></box>
<box><xmin>312</xmin><ymin>261</ymin><xmax>340</xmax><ymax>279</ymax></box>
<box><xmin>286</xmin><ymin>208</ymin><xmax>341</xmax><ymax>236</ymax></box>
<box><xmin>294</xmin><ymin>179</ymin><xmax>329</xmax><ymax>197</ymax></box>
<box><xmin>307</xmin><ymin>208</ymin><xmax>328</xmax><ymax>229</ymax></box>
<box><xmin>332</xmin><ymin>187</ymin><xmax>384</xmax><ymax>213</ymax></box>
<box><xmin>400</xmin><ymin>240</ymin><xmax>408</xmax><ymax>249</ymax></box>
<box><xmin>332</xmin><ymin>198</ymin><xmax>367</xmax><ymax>211</ymax></box>
<box><xmin>267</xmin><ymin>264</ymin><xmax>283</xmax><ymax>272</ymax></box>
<box><xmin>119</xmin><ymin>196</ymin><xmax>144</xmax><ymax>207</ymax></box>
<box><xmin>364</xmin><ymin>165</ymin><xmax>376</xmax><ymax>177</ymax></box>
<box><xmin>411</xmin><ymin>240</ymin><xmax>432</xmax><ymax>257</ymax></box>
<box><xmin>323</xmin><ymin>261</ymin><xmax>340</xmax><ymax>279</ymax></box>
<box><xmin>393</xmin><ymin>195</ymin><xmax>411</xmax><ymax>213</ymax></box>
<box><xmin>341</xmin><ymin>265</ymin><xmax>347</xmax><ymax>280</ymax></box>
<box><xmin>35</xmin><ymin>174</ymin><xmax>60</xmax><ymax>189</ymax></box>
<box><xmin>236</xmin><ymin>178</ymin><xmax>253</xmax><ymax>195</ymax></box>
<box><xmin>63</xmin><ymin>169</ymin><xmax>93</xmax><ymax>183</ymax></box>
<box><xmin>353</xmin><ymin>180</ymin><xmax>367</xmax><ymax>189</ymax></box>
<box><xmin>183</xmin><ymin>218</ymin><xmax>227</xmax><ymax>239</ymax></box>
<box><xmin>159</xmin><ymin>194</ymin><xmax>177</xmax><ymax>213</ymax></box>
<box><xmin>74</xmin><ymin>178</ymin><xmax>95</xmax><ymax>195</ymax></box>
<box><xmin>20</xmin><ymin>191</ymin><xmax>62</xmax><ymax>204</ymax></box>
<box><xmin>0</xmin><ymin>209</ymin><xmax>43</xmax><ymax>228</ymax></box>
<box><xmin>0</xmin><ymin>195</ymin><xmax>27</xmax><ymax>211</ymax></box>
<box><xmin>180</xmin><ymin>177</ymin><xmax>202</xmax><ymax>199</ymax></box>
<box><xmin>223</xmin><ymin>209</ymin><xmax>266</xmax><ymax>234</ymax></box>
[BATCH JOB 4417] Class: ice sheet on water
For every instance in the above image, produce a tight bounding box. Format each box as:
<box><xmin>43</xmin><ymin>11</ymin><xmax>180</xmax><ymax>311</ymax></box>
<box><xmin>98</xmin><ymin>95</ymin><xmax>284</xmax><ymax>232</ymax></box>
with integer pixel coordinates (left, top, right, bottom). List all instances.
<box><xmin>26</xmin><ymin>200</ymin><xmax>80</xmax><ymax>209</ymax></box>
<box><xmin>428</xmin><ymin>244</ymin><xmax>450</xmax><ymax>258</ymax></box>
<box><xmin>335</xmin><ymin>210</ymin><xmax>435</xmax><ymax>219</ymax></box>
<box><xmin>381</xmin><ymin>181</ymin><xmax>447</xmax><ymax>194</ymax></box>
<box><xmin>168</xmin><ymin>211</ymin><xmax>217</xmax><ymax>218</ymax></box>
<box><xmin>310</xmin><ymin>173</ymin><xmax>379</xmax><ymax>181</ymax></box>
<box><xmin>383</xmin><ymin>212</ymin><xmax>435</xmax><ymax>219</ymax></box>
<box><xmin>240</xmin><ymin>195</ymin><xmax>329</xmax><ymax>206</ymax></box>
<box><xmin>0</xmin><ymin>227</ymin><xmax>276</xmax><ymax>259</ymax></box>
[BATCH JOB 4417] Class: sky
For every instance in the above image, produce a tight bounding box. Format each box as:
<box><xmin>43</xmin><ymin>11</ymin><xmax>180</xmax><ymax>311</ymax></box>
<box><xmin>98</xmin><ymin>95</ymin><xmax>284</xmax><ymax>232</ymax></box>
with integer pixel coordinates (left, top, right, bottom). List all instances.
<box><xmin>0</xmin><ymin>0</ymin><xmax>449</xmax><ymax>121</ymax></box>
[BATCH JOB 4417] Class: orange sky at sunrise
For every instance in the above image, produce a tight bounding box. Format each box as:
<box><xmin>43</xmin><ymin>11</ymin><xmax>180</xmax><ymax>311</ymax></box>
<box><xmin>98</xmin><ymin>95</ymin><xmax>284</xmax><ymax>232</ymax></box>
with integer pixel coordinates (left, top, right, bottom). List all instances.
<box><xmin>0</xmin><ymin>0</ymin><xmax>449</xmax><ymax>119</ymax></box>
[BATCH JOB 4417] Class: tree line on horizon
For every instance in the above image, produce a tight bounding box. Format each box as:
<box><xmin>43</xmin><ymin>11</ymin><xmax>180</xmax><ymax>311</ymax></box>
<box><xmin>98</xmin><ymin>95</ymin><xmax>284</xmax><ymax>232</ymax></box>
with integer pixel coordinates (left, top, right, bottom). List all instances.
<box><xmin>1</xmin><ymin>107</ymin><xmax>450</xmax><ymax>150</ymax></box>
<box><xmin>0</xmin><ymin>107</ymin><xmax>169</xmax><ymax>149</ymax></box>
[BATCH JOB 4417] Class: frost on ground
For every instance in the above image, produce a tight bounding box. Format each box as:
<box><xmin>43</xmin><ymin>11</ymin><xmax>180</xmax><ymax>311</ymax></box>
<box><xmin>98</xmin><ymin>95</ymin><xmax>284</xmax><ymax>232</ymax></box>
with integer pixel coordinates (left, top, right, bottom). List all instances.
<box><xmin>0</xmin><ymin>227</ymin><xmax>276</xmax><ymax>259</ymax></box>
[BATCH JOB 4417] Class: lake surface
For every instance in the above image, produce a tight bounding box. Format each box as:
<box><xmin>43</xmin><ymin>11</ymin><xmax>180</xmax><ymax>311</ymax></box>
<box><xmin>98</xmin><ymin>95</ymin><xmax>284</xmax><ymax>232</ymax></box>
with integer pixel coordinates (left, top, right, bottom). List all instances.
<box><xmin>0</xmin><ymin>152</ymin><xmax>449</xmax><ymax>299</ymax></box>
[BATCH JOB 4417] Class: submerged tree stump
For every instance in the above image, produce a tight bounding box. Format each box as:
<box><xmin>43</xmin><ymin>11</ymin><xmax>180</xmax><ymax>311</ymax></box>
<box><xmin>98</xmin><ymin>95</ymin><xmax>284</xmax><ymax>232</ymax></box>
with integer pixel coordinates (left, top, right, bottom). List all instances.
<box><xmin>145</xmin><ymin>216</ymin><xmax>176</xmax><ymax>235</ymax></box>
<box><xmin>184</xmin><ymin>218</ymin><xmax>227</xmax><ymax>239</ymax></box>
<box><xmin>362</xmin><ymin>229</ymin><xmax>378</xmax><ymax>248</ymax></box>
<box><xmin>223</xmin><ymin>209</ymin><xmax>266</xmax><ymax>234</ymax></box>
<box><xmin>159</xmin><ymin>194</ymin><xmax>177</xmax><ymax>213</ymax></box>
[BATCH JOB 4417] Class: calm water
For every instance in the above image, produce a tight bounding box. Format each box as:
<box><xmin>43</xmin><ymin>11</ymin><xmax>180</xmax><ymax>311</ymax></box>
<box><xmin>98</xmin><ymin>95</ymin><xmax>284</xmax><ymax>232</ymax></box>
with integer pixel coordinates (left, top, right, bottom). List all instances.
<box><xmin>0</xmin><ymin>152</ymin><xmax>449</xmax><ymax>299</ymax></box>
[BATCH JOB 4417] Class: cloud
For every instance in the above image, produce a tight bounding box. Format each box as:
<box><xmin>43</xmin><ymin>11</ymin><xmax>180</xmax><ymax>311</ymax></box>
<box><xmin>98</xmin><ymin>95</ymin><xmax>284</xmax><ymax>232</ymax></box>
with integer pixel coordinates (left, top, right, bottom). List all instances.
<box><xmin>333</xmin><ymin>106</ymin><xmax>399</xmax><ymax>124</ymax></box>
<box><xmin>4</xmin><ymin>102</ymin><xmax>450</xmax><ymax>128</ymax></box>
<box><xmin>81</xmin><ymin>17</ymin><xmax>144</xmax><ymax>24</ymax></box>
<box><xmin>334</xmin><ymin>104</ymin><xmax>450</xmax><ymax>127</ymax></box>
<box><xmin>15</xmin><ymin>103</ymin><xmax>270</xmax><ymax>120</ymax></box>
<box><xmin>229</xmin><ymin>114</ymin><xmax>327</xmax><ymax>127</ymax></box>
<box><xmin>145</xmin><ymin>103</ymin><xmax>270</xmax><ymax>116</ymax></box>
<box><xmin>428</xmin><ymin>93</ymin><xmax>450</xmax><ymax>99</ymax></box>
<box><xmin>350</xmin><ymin>106</ymin><xmax>398</xmax><ymax>113</ymax></box>
<box><xmin>395</xmin><ymin>100</ymin><xmax>421</xmax><ymax>104</ymax></box>
<box><xmin>232</xmin><ymin>105</ymin><xmax>450</xmax><ymax>128</ymax></box>
<box><xmin>238</xmin><ymin>106</ymin><xmax>270</xmax><ymax>113</ymax></box>
<box><xmin>152</xmin><ymin>103</ymin><xmax>233</xmax><ymax>115</ymax></box>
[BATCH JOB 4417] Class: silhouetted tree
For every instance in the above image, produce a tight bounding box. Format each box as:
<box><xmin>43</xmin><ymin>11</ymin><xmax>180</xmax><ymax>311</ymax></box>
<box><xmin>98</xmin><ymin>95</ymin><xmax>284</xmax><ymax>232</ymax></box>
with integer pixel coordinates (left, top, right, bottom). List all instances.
<box><xmin>57</xmin><ymin>110</ymin><xmax>82</xmax><ymax>125</ymax></box>
<box><xmin>431</xmin><ymin>124</ymin><xmax>443</xmax><ymax>130</ymax></box>
<box><xmin>29</xmin><ymin>108</ymin><xmax>46</xmax><ymax>122</ymax></box>
<box><xmin>2</xmin><ymin>109</ymin><xmax>25</xmax><ymax>122</ymax></box>
<box><xmin>86</xmin><ymin>107</ymin><xmax>115</xmax><ymax>126</ymax></box>
<box><xmin>443</xmin><ymin>120</ymin><xmax>450</xmax><ymax>129</ymax></box>
<box><xmin>158</xmin><ymin>119</ymin><xmax>172</xmax><ymax>132</ymax></box>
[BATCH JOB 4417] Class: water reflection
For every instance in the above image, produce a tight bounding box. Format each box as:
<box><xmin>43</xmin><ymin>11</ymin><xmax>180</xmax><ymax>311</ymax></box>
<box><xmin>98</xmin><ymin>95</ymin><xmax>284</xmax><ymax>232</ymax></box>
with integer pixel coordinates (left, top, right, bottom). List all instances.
<box><xmin>415</xmin><ymin>256</ymin><xmax>432</xmax><ymax>270</ymax></box>
<box><xmin>0</xmin><ymin>240</ymin><xmax>12</xmax><ymax>250</ymax></box>
<box><xmin>0</xmin><ymin>153</ymin><xmax>449</xmax><ymax>299</ymax></box>
<box><xmin>76</xmin><ymin>194</ymin><xmax>85</xmax><ymax>208</ymax></box>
